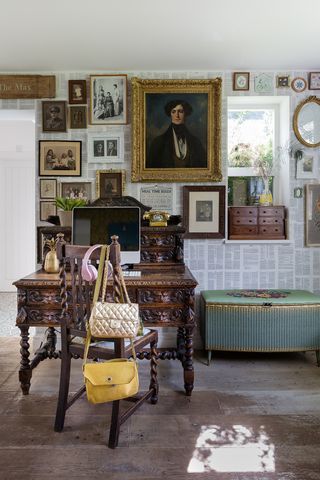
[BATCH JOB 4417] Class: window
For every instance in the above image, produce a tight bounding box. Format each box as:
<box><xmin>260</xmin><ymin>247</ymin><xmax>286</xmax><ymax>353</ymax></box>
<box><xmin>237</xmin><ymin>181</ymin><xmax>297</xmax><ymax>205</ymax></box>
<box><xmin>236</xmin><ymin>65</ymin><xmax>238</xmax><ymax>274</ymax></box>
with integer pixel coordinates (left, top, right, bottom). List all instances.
<box><xmin>227</xmin><ymin>96</ymin><xmax>289</xmax><ymax>208</ymax></box>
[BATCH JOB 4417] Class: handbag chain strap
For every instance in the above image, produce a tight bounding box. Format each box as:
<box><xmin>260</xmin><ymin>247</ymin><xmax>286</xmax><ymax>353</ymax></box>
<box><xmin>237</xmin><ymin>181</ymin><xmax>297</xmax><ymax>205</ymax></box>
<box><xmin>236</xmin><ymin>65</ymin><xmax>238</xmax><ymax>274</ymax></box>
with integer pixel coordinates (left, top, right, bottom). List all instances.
<box><xmin>83</xmin><ymin>244</ymin><xmax>136</xmax><ymax>370</ymax></box>
<box><xmin>101</xmin><ymin>246</ymin><xmax>131</xmax><ymax>305</ymax></box>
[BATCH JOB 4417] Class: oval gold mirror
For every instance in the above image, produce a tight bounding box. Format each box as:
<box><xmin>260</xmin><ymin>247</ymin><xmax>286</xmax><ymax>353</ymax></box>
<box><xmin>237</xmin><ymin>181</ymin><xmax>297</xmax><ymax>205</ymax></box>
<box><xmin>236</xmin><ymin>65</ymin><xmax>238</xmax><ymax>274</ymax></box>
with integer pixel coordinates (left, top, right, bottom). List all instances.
<box><xmin>293</xmin><ymin>96</ymin><xmax>320</xmax><ymax>147</ymax></box>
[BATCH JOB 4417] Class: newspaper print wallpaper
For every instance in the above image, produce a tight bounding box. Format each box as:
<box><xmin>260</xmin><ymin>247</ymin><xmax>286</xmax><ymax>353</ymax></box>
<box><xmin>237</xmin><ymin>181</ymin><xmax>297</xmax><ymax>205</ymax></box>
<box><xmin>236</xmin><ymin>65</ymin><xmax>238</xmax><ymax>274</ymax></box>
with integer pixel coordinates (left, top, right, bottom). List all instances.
<box><xmin>2</xmin><ymin>69</ymin><xmax>319</xmax><ymax>346</ymax></box>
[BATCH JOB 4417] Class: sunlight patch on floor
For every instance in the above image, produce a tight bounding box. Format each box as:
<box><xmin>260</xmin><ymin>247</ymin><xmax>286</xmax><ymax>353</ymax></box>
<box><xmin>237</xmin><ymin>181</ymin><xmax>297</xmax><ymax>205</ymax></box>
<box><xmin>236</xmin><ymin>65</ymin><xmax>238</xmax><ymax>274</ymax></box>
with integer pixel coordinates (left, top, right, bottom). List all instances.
<box><xmin>187</xmin><ymin>424</ymin><xmax>275</xmax><ymax>473</ymax></box>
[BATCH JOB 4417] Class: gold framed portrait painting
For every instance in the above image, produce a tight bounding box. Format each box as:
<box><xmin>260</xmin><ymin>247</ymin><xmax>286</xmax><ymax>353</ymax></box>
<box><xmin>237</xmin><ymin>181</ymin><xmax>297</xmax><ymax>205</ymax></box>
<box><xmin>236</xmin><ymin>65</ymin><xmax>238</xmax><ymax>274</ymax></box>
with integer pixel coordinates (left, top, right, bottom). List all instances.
<box><xmin>131</xmin><ymin>77</ymin><xmax>222</xmax><ymax>182</ymax></box>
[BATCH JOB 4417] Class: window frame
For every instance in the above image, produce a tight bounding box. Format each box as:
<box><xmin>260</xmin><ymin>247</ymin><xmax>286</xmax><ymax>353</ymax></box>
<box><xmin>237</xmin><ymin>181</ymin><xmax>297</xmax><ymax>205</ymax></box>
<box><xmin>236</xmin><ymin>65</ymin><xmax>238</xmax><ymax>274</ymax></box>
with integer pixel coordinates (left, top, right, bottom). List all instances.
<box><xmin>227</xmin><ymin>98</ymin><xmax>281</xmax><ymax>204</ymax></box>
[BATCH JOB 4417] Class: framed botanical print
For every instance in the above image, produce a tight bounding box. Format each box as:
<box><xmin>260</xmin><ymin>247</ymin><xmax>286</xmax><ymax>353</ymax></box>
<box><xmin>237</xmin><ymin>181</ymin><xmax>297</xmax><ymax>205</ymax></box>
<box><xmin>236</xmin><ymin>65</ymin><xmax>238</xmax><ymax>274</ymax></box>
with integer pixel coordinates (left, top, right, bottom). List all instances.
<box><xmin>89</xmin><ymin>74</ymin><xmax>127</xmax><ymax>125</ymax></box>
<box><xmin>88</xmin><ymin>132</ymin><xmax>123</xmax><ymax>162</ymax></box>
<box><xmin>306</xmin><ymin>183</ymin><xmax>320</xmax><ymax>246</ymax></box>
<box><xmin>96</xmin><ymin>170</ymin><xmax>125</xmax><ymax>199</ymax></box>
<box><xmin>68</xmin><ymin>80</ymin><xmax>87</xmax><ymax>104</ymax></box>
<box><xmin>254</xmin><ymin>74</ymin><xmax>273</xmax><ymax>93</ymax></box>
<box><xmin>296</xmin><ymin>152</ymin><xmax>318</xmax><ymax>179</ymax></box>
<box><xmin>308</xmin><ymin>72</ymin><xmax>320</xmax><ymax>90</ymax></box>
<box><xmin>39</xmin><ymin>140</ymin><xmax>81</xmax><ymax>176</ymax></box>
<box><xmin>39</xmin><ymin>178</ymin><xmax>57</xmax><ymax>199</ymax></box>
<box><xmin>183</xmin><ymin>186</ymin><xmax>225</xmax><ymax>239</ymax></box>
<box><xmin>131</xmin><ymin>77</ymin><xmax>222</xmax><ymax>182</ymax></box>
<box><xmin>40</xmin><ymin>201</ymin><xmax>56</xmax><ymax>222</ymax></box>
<box><xmin>69</xmin><ymin>106</ymin><xmax>87</xmax><ymax>129</ymax></box>
<box><xmin>233</xmin><ymin>72</ymin><xmax>250</xmax><ymax>91</ymax></box>
<box><xmin>42</xmin><ymin>101</ymin><xmax>67</xmax><ymax>133</ymax></box>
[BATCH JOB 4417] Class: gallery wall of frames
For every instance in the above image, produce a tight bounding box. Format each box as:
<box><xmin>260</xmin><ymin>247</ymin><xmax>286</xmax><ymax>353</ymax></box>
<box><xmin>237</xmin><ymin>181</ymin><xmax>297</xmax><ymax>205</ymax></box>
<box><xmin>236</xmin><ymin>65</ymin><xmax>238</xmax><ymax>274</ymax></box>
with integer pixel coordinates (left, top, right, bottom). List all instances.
<box><xmin>2</xmin><ymin>69</ymin><xmax>320</xmax><ymax>343</ymax></box>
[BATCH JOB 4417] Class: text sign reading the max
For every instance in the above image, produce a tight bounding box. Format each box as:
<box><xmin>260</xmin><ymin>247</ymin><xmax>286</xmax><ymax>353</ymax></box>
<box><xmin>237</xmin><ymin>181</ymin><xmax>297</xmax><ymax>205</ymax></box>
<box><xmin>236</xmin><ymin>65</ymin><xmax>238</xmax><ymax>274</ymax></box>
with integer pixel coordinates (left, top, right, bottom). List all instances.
<box><xmin>0</xmin><ymin>75</ymin><xmax>55</xmax><ymax>98</ymax></box>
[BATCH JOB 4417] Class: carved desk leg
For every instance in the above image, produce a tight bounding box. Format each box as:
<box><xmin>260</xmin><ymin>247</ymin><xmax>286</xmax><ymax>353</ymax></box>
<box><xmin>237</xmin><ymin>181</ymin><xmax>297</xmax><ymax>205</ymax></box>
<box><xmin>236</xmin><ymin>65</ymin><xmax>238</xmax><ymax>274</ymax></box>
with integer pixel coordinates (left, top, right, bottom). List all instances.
<box><xmin>184</xmin><ymin>326</ymin><xmax>194</xmax><ymax>396</ymax></box>
<box><xmin>176</xmin><ymin>326</ymin><xmax>186</xmax><ymax>361</ymax></box>
<box><xmin>16</xmin><ymin>289</ymin><xmax>32</xmax><ymax>395</ymax></box>
<box><xmin>183</xmin><ymin>288</ymin><xmax>195</xmax><ymax>396</ymax></box>
<box><xmin>18</xmin><ymin>324</ymin><xmax>32</xmax><ymax>395</ymax></box>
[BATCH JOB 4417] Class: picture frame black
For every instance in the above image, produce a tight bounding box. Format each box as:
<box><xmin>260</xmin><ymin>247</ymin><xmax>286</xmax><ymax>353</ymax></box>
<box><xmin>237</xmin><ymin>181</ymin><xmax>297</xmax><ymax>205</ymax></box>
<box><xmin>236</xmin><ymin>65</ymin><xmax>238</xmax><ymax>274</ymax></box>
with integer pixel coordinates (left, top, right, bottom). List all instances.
<box><xmin>39</xmin><ymin>140</ymin><xmax>81</xmax><ymax>177</ymax></box>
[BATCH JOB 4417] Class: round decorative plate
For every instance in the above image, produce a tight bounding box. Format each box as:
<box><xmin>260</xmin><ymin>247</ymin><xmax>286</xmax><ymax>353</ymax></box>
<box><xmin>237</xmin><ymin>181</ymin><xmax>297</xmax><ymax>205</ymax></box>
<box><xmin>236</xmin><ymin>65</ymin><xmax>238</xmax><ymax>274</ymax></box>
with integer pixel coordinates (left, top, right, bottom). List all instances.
<box><xmin>291</xmin><ymin>77</ymin><xmax>307</xmax><ymax>93</ymax></box>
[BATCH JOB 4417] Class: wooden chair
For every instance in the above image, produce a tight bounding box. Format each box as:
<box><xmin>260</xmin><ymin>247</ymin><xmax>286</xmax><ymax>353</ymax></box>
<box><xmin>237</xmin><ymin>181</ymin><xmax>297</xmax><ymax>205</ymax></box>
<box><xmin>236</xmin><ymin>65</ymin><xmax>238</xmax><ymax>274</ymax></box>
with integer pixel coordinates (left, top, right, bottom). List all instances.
<box><xmin>54</xmin><ymin>236</ymin><xmax>158</xmax><ymax>448</ymax></box>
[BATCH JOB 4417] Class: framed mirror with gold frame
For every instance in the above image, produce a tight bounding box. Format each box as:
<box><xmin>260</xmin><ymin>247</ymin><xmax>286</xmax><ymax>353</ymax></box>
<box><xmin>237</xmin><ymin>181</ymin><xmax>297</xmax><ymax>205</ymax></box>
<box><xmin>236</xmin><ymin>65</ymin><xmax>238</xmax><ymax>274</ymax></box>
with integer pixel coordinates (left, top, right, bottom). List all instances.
<box><xmin>293</xmin><ymin>96</ymin><xmax>320</xmax><ymax>148</ymax></box>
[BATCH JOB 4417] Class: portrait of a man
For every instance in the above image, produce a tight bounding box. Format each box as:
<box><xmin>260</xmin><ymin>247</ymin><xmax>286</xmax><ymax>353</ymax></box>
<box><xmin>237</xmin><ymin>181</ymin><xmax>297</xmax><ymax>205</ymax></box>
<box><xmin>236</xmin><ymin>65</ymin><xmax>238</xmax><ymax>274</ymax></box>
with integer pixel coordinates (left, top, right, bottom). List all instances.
<box><xmin>42</xmin><ymin>101</ymin><xmax>67</xmax><ymax>133</ymax></box>
<box><xmin>131</xmin><ymin>77</ymin><xmax>222</xmax><ymax>182</ymax></box>
<box><xmin>107</xmin><ymin>140</ymin><xmax>117</xmax><ymax>156</ymax></box>
<box><xmin>94</xmin><ymin>141</ymin><xmax>105</xmax><ymax>157</ymax></box>
<box><xmin>146</xmin><ymin>94</ymin><xmax>207</xmax><ymax>169</ymax></box>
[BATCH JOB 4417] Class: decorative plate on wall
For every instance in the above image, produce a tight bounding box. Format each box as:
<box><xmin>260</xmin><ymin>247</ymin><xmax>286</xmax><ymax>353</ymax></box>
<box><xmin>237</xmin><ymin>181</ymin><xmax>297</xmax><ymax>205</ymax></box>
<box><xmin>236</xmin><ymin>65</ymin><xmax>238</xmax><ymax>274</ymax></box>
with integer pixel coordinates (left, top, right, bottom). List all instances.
<box><xmin>291</xmin><ymin>77</ymin><xmax>307</xmax><ymax>93</ymax></box>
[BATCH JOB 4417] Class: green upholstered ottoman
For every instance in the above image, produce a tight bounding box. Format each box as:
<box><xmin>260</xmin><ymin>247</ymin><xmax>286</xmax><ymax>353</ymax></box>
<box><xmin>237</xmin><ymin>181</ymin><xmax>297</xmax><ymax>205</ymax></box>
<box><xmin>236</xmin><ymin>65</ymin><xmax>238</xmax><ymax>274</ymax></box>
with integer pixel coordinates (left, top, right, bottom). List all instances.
<box><xmin>200</xmin><ymin>289</ymin><xmax>320</xmax><ymax>365</ymax></box>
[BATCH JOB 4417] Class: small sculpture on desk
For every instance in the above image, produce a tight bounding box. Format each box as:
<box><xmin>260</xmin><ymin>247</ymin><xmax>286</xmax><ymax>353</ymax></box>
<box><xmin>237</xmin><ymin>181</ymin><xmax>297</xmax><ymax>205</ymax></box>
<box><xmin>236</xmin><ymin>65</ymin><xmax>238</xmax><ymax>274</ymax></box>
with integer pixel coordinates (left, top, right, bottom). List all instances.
<box><xmin>44</xmin><ymin>237</ymin><xmax>59</xmax><ymax>273</ymax></box>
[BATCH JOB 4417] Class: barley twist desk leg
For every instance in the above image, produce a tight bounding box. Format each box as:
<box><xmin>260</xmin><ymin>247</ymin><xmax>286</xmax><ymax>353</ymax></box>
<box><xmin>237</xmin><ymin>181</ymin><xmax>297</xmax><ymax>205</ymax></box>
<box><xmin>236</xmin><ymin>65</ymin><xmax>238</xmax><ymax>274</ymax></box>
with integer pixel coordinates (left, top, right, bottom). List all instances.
<box><xmin>183</xmin><ymin>326</ymin><xmax>194</xmax><ymax>396</ymax></box>
<box><xmin>18</xmin><ymin>325</ymin><xmax>32</xmax><ymax>395</ymax></box>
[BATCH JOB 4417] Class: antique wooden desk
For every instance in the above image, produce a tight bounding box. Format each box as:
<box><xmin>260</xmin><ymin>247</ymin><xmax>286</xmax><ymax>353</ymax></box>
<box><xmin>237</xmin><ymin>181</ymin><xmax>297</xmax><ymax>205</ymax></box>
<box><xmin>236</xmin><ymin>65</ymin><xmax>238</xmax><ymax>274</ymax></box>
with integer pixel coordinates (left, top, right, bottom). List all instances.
<box><xmin>14</xmin><ymin>265</ymin><xmax>197</xmax><ymax>396</ymax></box>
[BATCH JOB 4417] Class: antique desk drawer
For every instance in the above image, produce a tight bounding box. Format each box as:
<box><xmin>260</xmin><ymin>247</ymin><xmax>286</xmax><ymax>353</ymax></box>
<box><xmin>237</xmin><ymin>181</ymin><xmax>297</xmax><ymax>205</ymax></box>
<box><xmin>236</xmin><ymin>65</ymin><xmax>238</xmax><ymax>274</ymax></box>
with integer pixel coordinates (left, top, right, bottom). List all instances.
<box><xmin>258</xmin><ymin>225</ymin><xmax>285</xmax><ymax>236</ymax></box>
<box><xmin>259</xmin><ymin>207</ymin><xmax>284</xmax><ymax>217</ymax></box>
<box><xmin>231</xmin><ymin>216</ymin><xmax>258</xmax><ymax>226</ymax></box>
<box><xmin>229</xmin><ymin>225</ymin><xmax>258</xmax><ymax>235</ymax></box>
<box><xmin>229</xmin><ymin>207</ymin><xmax>257</xmax><ymax>218</ymax></box>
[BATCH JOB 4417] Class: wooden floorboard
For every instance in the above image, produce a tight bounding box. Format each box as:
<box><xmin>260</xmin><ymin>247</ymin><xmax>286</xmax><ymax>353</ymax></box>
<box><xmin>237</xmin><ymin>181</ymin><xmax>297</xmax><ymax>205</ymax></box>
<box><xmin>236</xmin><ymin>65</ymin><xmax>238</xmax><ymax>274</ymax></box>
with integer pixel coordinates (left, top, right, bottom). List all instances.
<box><xmin>1</xmin><ymin>337</ymin><xmax>320</xmax><ymax>479</ymax></box>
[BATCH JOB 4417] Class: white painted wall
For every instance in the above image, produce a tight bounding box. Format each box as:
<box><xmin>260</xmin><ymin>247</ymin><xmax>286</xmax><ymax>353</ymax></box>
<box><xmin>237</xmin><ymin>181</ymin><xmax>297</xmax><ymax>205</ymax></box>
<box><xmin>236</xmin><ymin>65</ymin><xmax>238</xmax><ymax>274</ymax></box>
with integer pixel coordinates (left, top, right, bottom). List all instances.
<box><xmin>0</xmin><ymin>112</ymin><xmax>36</xmax><ymax>291</ymax></box>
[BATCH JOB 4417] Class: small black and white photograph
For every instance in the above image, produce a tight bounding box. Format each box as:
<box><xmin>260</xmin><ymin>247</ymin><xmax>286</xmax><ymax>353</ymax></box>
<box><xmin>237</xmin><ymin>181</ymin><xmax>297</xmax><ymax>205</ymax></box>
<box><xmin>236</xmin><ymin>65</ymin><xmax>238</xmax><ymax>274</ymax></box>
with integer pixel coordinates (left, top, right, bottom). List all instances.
<box><xmin>90</xmin><ymin>74</ymin><xmax>127</xmax><ymax>125</ymax></box>
<box><xmin>42</xmin><ymin>101</ymin><xmax>67</xmax><ymax>133</ymax></box>
<box><xmin>93</xmin><ymin>140</ymin><xmax>105</xmax><ymax>157</ymax></box>
<box><xmin>196</xmin><ymin>201</ymin><xmax>213</xmax><ymax>222</ymax></box>
<box><xmin>89</xmin><ymin>133</ymin><xmax>123</xmax><ymax>162</ymax></box>
<box><xmin>107</xmin><ymin>139</ymin><xmax>118</xmax><ymax>156</ymax></box>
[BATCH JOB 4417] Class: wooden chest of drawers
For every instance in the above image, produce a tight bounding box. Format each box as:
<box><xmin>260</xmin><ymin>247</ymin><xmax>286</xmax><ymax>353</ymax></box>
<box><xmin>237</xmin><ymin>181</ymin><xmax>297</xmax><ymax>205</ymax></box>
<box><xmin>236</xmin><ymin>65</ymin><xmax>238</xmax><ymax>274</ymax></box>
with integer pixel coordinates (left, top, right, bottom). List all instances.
<box><xmin>228</xmin><ymin>206</ymin><xmax>286</xmax><ymax>240</ymax></box>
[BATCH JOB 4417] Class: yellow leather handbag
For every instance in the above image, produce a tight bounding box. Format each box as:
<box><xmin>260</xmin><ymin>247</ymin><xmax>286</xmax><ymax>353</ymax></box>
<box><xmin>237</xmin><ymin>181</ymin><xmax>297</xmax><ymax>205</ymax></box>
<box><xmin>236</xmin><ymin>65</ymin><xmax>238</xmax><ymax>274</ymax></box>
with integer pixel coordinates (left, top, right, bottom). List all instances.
<box><xmin>83</xmin><ymin>357</ymin><xmax>139</xmax><ymax>404</ymax></box>
<box><xmin>83</xmin><ymin>246</ymin><xmax>139</xmax><ymax>404</ymax></box>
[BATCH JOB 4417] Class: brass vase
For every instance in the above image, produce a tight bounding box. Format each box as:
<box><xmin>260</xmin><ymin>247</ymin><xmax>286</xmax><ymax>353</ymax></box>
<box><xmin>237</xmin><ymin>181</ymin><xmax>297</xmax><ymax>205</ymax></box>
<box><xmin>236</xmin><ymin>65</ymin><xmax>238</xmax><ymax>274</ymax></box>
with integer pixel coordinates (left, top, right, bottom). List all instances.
<box><xmin>44</xmin><ymin>250</ymin><xmax>59</xmax><ymax>273</ymax></box>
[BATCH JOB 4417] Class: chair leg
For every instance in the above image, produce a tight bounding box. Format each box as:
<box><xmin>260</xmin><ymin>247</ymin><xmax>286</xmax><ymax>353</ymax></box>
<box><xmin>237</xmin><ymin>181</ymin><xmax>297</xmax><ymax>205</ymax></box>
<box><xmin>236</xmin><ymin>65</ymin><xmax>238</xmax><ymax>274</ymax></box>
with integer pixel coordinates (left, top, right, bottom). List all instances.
<box><xmin>108</xmin><ymin>400</ymin><xmax>121</xmax><ymax>449</ymax></box>
<box><xmin>54</xmin><ymin>347</ymin><xmax>72</xmax><ymax>432</ymax></box>
<box><xmin>149</xmin><ymin>339</ymin><xmax>158</xmax><ymax>405</ymax></box>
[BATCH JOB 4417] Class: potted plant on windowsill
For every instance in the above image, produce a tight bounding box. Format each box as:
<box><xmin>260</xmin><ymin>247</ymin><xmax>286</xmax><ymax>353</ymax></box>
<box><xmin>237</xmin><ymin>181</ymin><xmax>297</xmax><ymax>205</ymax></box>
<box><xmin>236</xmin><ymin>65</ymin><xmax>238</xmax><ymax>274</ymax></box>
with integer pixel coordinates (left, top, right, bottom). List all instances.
<box><xmin>55</xmin><ymin>197</ymin><xmax>87</xmax><ymax>227</ymax></box>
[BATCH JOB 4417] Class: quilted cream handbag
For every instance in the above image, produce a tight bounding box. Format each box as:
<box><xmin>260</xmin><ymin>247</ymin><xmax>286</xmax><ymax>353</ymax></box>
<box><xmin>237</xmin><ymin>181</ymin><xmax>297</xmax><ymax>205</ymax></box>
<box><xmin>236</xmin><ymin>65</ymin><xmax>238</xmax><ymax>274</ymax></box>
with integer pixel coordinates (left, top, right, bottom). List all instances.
<box><xmin>88</xmin><ymin>245</ymin><xmax>140</xmax><ymax>339</ymax></box>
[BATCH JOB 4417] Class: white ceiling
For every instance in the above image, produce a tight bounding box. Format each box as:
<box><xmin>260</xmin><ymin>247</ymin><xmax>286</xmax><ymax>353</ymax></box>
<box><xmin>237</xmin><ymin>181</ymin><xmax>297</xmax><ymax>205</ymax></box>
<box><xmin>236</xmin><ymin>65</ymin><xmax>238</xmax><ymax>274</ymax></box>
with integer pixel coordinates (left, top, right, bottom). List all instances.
<box><xmin>1</xmin><ymin>0</ymin><xmax>320</xmax><ymax>72</ymax></box>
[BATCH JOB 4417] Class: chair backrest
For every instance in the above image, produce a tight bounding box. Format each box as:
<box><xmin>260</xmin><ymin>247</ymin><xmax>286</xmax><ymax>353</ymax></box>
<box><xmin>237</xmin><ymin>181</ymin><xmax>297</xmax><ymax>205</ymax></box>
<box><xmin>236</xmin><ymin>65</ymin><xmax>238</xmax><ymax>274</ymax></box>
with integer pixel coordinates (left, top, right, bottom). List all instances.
<box><xmin>59</xmin><ymin>236</ymin><xmax>123</xmax><ymax>333</ymax></box>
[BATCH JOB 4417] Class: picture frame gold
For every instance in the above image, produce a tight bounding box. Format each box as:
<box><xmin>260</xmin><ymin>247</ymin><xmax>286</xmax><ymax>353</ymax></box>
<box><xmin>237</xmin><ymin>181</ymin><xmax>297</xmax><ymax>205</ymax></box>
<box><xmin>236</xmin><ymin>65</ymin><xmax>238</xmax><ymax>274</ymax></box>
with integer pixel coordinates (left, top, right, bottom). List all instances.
<box><xmin>95</xmin><ymin>169</ymin><xmax>125</xmax><ymax>199</ymax></box>
<box><xmin>183</xmin><ymin>185</ymin><xmax>225</xmax><ymax>239</ymax></box>
<box><xmin>131</xmin><ymin>77</ymin><xmax>222</xmax><ymax>182</ymax></box>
